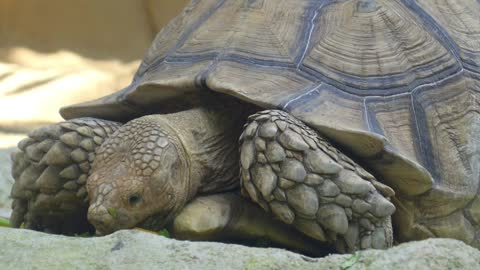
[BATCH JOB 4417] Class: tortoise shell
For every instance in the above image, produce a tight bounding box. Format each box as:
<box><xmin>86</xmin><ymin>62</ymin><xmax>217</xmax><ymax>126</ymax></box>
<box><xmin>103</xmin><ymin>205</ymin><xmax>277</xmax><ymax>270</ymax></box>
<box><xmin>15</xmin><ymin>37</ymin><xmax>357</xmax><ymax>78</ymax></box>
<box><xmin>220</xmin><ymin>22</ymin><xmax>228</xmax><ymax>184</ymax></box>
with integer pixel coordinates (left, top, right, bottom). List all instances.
<box><xmin>61</xmin><ymin>0</ymin><xmax>480</xmax><ymax>245</ymax></box>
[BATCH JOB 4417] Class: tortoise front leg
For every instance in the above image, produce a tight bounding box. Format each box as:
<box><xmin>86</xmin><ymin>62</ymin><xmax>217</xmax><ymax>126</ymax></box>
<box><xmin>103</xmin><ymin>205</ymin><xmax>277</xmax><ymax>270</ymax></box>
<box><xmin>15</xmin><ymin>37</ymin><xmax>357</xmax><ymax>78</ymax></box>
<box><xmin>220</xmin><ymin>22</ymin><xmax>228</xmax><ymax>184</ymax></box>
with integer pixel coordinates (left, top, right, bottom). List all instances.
<box><xmin>239</xmin><ymin>110</ymin><xmax>395</xmax><ymax>253</ymax></box>
<box><xmin>10</xmin><ymin>118</ymin><xmax>121</xmax><ymax>234</ymax></box>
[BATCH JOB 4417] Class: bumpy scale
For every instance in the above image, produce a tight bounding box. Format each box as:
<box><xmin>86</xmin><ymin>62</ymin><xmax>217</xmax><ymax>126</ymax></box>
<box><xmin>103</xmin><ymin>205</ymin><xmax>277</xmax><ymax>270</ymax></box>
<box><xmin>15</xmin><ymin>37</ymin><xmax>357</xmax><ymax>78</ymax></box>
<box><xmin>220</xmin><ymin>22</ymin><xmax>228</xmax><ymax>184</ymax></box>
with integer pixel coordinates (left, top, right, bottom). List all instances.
<box><xmin>240</xmin><ymin>110</ymin><xmax>395</xmax><ymax>252</ymax></box>
<box><xmin>10</xmin><ymin>118</ymin><xmax>120</xmax><ymax>234</ymax></box>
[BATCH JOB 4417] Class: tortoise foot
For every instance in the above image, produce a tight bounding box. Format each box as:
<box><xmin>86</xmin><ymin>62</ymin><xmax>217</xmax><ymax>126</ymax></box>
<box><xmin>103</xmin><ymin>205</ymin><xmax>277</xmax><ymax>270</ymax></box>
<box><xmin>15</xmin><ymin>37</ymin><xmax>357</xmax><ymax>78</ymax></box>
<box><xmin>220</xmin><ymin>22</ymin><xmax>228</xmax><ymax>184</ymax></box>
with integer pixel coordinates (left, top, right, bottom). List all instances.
<box><xmin>239</xmin><ymin>110</ymin><xmax>395</xmax><ymax>253</ymax></box>
<box><xmin>10</xmin><ymin>118</ymin><xmax>120</xmax><ymax>234</ymax></box>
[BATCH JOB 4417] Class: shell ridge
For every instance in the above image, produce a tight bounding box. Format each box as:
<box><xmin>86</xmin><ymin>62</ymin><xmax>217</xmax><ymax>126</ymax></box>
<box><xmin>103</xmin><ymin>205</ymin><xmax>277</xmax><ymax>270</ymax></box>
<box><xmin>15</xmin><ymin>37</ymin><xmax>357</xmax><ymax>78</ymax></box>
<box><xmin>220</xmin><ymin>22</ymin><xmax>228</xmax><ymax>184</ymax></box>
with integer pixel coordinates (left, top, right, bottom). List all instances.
<box><xmin>408</xmin><ymin>68</ymin><xmax>466</xmax><ymax>171</ymax></box>
<box><xmin>295</xmin><ymin>0</ymin><xmax>332</xmax><ymax>68</ymax></box>
<box><xmin>400</xmin><ymin>0</ymin><xmax>463</xmax><ymax>68</ymax></box>
<box><xmin>282</xmin><ymin>83</ymin><xmax>322</xmax><ymax>110</ymax></box>
<box><xmin>362</xmin><ymin>68</ymin><xmax>466</xmax><ymax>178</ymax></box>
<box><xmin>139</xmin><ymin>0</ymin><xmax>228</xmax><ymax>78</ymax></box>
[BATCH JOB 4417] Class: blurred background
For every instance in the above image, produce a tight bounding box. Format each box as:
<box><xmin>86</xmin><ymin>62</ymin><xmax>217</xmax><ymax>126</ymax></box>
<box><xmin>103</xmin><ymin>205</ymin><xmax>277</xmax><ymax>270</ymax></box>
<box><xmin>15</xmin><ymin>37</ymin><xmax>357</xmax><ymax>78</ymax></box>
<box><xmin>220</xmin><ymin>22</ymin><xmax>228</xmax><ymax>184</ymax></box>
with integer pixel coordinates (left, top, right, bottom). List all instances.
<box><xmin>0</xmin><ymin>0</ymin><xmax>189</xmax><ymax>218</ymax></box>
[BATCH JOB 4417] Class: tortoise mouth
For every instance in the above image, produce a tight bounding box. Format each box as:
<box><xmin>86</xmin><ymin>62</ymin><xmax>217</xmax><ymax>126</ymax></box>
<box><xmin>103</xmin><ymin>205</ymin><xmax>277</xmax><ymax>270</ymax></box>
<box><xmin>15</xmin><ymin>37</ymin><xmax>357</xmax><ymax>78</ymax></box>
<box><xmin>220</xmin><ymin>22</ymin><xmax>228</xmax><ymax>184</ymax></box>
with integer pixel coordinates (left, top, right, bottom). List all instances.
<box><xmin>92</xmin><ymin>210</ymin><xmax>175</xmax><ymax>235</ymax></box>
<box><xmin>136</xmin><ymin>210</ymin><xmax>175</xmax><ymax>232</ymax></box>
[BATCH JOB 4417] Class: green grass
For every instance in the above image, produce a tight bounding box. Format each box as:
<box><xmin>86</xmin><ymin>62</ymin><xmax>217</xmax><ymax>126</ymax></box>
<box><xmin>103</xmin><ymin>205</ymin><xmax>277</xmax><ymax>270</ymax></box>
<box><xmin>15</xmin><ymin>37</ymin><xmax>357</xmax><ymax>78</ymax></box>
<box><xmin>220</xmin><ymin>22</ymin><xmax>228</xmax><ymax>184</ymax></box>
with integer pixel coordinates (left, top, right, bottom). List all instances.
<box><xmin>107</xmin><ymin>208</ymin><xmax>118</xmax><ymax>218</ymax></box>
<box><xmin>158</xmin><ymin>229</ymin><xmax>170</xmax><ymax>238</ymax></box>
<box><xmin>74</xmin><ymin>232</ymin><xmax>95</xmax><ymax>237</ymax></box>
<box><xmin>0</xmin><ymin>217</ymin><xmax>11</xmax><ymax>227</ymax></box>
<box><xmin>341</xmin><ymin>252</ymin><xmax>361</xmax><ymax>270</ymax></box>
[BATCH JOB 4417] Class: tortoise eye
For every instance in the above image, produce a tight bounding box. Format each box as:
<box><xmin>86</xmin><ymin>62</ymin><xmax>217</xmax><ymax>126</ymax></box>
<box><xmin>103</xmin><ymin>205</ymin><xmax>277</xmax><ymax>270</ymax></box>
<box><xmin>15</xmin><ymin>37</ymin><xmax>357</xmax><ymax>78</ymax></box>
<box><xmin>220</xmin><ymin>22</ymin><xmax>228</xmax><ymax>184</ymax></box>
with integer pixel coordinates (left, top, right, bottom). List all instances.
<box><xmin>128</xmin><ymin>194</ymin><xmax>143</xmax><ymax>206</ymax></box>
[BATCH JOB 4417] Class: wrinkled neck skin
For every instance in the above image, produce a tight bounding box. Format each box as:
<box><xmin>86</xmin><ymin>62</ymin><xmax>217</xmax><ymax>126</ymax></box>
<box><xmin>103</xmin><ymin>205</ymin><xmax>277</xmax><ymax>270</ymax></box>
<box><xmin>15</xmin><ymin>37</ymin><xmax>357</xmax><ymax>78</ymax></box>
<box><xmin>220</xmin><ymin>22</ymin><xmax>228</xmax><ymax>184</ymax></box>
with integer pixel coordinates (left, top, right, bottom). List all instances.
<box><xmin>161</xmin><ymin>102</ymin><xmax>249</xmax><ymax>195</ymax></box>
<box><xmin>87</xmin><ymin>98</ymin><xmax>250</xmax><ymax>234</ymax></box>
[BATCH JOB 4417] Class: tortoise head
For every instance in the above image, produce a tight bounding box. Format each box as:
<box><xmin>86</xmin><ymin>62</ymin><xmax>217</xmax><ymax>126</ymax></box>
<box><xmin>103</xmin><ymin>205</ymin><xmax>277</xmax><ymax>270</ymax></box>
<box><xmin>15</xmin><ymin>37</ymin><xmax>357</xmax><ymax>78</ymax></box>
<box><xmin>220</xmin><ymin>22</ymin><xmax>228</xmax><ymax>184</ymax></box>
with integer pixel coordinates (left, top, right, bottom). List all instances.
<box><xmin>86</xmin><ymin>115</ymin><xmax>191</xmax><ymax>235</ymax></box>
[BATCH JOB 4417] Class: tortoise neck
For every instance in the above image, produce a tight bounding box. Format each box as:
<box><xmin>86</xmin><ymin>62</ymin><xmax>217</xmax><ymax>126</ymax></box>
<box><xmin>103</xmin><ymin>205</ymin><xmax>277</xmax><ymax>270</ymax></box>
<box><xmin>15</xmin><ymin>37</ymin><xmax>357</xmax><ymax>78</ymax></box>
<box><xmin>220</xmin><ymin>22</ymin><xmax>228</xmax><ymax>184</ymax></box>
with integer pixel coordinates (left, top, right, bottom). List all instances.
<box><xmin>158</xmin><ymin>101</ymin><xmax>249</xmax><ymax>199</ymax></box>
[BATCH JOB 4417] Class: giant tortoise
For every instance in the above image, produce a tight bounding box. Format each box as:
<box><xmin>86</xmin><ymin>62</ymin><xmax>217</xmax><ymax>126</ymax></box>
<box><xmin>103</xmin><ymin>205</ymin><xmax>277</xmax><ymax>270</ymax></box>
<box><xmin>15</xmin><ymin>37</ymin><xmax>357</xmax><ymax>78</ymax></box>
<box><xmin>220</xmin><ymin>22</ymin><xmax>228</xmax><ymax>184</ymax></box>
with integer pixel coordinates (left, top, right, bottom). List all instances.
<box><xmin>9</xmin><ymin>0</ymin><xmax>480</xmax><ymax>253</ymax></box>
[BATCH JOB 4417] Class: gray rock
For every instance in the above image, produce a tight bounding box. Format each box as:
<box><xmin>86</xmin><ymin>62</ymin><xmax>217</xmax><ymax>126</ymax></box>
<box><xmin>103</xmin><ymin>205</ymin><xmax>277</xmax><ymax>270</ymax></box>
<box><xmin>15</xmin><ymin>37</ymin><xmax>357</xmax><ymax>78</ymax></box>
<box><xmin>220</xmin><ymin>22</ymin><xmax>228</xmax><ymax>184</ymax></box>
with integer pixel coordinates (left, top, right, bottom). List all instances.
<box><xmin>1</xmin><ymin>228</ymin><xmax>479</xmax><ymax>270</ymax></box>
<box><xmin>0</xmin><ymin>146</ymin><xmax>16</xmax><ymax>218</ymax></box>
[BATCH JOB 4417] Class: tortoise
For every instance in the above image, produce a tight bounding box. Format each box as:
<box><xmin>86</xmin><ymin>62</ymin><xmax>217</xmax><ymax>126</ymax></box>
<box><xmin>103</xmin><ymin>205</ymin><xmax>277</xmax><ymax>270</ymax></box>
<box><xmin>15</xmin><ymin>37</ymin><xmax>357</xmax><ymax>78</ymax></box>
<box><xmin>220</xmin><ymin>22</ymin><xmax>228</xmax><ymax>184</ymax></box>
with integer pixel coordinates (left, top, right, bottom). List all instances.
<box><xmin>9</xmin><ymin>0</ymin><xmax>480</xmax><ymax>254</ymax></box>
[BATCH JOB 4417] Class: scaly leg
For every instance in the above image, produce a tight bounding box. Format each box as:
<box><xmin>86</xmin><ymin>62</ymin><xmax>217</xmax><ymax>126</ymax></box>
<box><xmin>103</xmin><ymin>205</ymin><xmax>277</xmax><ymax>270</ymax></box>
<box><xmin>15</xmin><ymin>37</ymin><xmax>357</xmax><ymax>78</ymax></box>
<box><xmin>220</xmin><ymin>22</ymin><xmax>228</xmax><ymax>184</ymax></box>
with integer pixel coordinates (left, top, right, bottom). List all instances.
<box><xmin>10</xmin><ymin>118</ymin><xmax>120</xmax><ymax>234</ymax></box>
<box><xmin>239</xmin><ymin>110</ymin><xmax>395</xmax><ymax>253</ymax></box>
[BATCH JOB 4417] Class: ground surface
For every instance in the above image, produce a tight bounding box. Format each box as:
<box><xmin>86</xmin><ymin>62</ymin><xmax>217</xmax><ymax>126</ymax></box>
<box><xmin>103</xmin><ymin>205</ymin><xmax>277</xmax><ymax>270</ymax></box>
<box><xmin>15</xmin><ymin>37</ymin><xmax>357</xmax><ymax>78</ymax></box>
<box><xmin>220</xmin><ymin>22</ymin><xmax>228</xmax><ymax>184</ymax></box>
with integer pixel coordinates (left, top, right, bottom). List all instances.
<box><xmin>1</xmin><ymin>228</ymin><xmax>479</xmax><ymax>270</ymax></box>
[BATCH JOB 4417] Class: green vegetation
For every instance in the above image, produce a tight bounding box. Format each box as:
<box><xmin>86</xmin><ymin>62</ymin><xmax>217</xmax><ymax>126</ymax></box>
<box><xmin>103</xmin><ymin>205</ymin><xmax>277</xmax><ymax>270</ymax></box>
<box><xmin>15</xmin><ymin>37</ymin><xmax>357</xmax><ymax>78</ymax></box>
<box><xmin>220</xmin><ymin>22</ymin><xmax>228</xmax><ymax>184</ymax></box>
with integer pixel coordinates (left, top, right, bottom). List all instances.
<box><xmin>158</xmin><ymin>229</ymin><xmax>170</xmax><ymax>238</ymax></box>
<box><xmin>341</xmin><ymin>252</ymin><xmax>361</xmax><ymax>270</ymax></box>
<box><xmin>74</xmin><ymin>232</ymin><xmax>95</xmax><ymax>237</ymax></box>
<box><xmin>107</xmin><ymin>207</ymin><xmax>118</xmax><ymax>218</ymax></box>
<box><xmin>0</xmin><ymin>217</ymin><xmax>11</xmax><ymax>227</ymax></box>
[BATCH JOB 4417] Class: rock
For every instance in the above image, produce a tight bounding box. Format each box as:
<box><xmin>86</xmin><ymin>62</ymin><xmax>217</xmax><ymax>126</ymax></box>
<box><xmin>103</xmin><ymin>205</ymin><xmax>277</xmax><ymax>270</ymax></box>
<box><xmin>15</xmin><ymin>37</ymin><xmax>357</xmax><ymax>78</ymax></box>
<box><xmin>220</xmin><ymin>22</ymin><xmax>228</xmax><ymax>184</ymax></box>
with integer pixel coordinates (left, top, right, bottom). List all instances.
<box><xmin>0</xmin><ymin>142</ymin><xmax>19</xmax><ymax>218</ymax></box>
<box><xmin>1</xmin><ymin>228</ymin><xmax>479</xmax><ymax>270</ymax></box>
